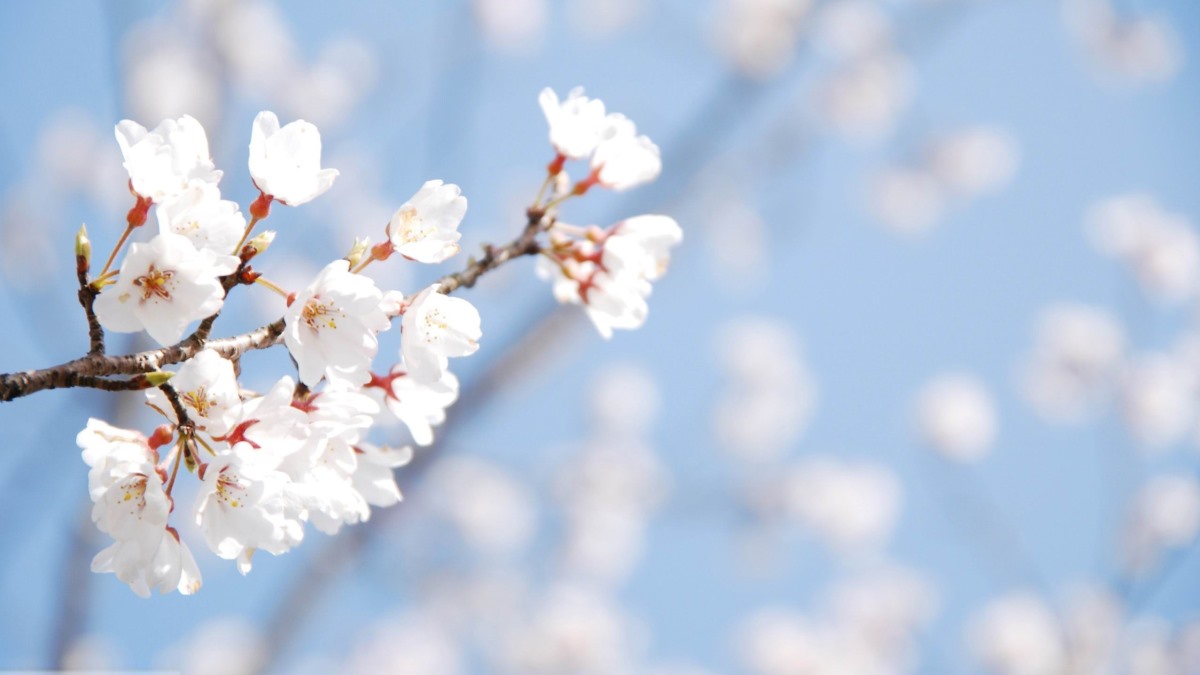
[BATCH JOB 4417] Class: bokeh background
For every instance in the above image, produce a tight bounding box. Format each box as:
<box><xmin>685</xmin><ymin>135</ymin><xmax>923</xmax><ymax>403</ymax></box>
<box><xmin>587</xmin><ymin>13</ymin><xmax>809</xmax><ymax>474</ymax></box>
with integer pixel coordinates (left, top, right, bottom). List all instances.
<box><xmin>1</xmin><ymin>0</ymin><xmax>1199</xmax><ymax>673</ymax></box>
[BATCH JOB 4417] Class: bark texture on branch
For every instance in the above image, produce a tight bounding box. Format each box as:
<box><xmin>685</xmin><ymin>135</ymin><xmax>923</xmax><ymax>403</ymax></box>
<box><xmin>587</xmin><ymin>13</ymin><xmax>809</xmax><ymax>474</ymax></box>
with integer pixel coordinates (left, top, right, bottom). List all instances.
<box><xmin>0</xmin><ymin>220</ymin><xmax>542</xmax><ymax>403</ymax></box>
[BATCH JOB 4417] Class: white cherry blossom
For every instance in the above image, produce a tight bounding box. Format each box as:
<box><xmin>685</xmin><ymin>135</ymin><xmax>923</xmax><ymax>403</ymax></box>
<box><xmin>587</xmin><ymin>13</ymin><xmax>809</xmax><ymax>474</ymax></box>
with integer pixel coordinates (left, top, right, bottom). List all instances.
<box><xmin>114</xmin><ymin>114</ymin><xmax>221</xmax><ymax>203</ymax></box>
<box><xmin>602</xmin><ymin>215</ymin><xmax>683</xmax><ymax>281</ymax></box>
<box><xmin>146</xmin><ymin>349</ymin><xmax>242</xmax><ymax>437</ymax></box>
<box><xmin>93</xmin><ymin>233</ymin><xmax>228</xmax><ymax>346</ymax></box>
<box><xmin>367</xmin><ymin>364</ymin><xmax>459</xmax><ymax>446</ymax></box>
<box><xmin>248</xmin><ymin>110</ymin><xmax>339</xmax><ymax>206</ymax></box>
<box><xmin>400</xmin><ymin>284</ymin><xmax>482</xmax><ymax>382</ymax></box>
<box><xmin>283</xmin><ymin>260</ymin><xmax>390</xmax><ymax>387</ymax></box>
<box><xmin>155</xmin><ymin>182</ymin><xmax>246</xmax><ymax>263</ymax></box>
<box><xmin>352</xmin><ymin>443</ymin><xmax>413</xmax><ymax>509</ymax></box>
<box><xmin>591</xmin><ymin>114</ymin><xmax>662</xmax><ymax>191</ymax></box>
<box><xmin>386</xmin><ymin>180</ymin><xmax>468</xmax><ymax>263</ymax></box>
<box><xmin>539</xmin><ymin>87</ymin><xmax>608</xmax><ymax>160</ymax></box>
<box><xmin>91</xmin><ymin>528</ymin><xmax>202</xmax><ymax>597</ymax></box>
<box><xmin>194</xmin><ymin>442</ymin><xmax>306</xmax><ymax>574</ymax></box>
<box><xmin>288</xmin><ymin>383</ymin><xmax>380</xmax><ymax>534</ymax></box>
<box><xmin>538</xmin><ymin>216</ymin><xmax>681</xmax><ymax>339</ymax></box>
<box><xmin>79</xmin><ymin>419</ymin><xmax>201</xmax><ymax>597</ymax></box>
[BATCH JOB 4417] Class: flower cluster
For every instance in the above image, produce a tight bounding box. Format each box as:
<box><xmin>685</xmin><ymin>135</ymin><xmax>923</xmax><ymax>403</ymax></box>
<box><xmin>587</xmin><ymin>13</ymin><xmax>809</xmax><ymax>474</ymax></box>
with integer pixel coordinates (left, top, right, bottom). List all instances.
<box><xmin>532</xmin><ymin>88</ymin><xmax>682</xmax><ymax>338</ymax></box>
<box><xmin>63</xmin><ymin>87</ymin><xmax>679</xmax><ymax>596</ymax></box>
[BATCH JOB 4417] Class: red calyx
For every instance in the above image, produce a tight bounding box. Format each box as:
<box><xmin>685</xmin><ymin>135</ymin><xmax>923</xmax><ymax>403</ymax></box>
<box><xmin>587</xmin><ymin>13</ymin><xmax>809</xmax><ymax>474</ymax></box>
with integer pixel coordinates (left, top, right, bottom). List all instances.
<box><xmin>126</xmin><ymin>192</ymin><xmax>152</xmax><ymax>228</ymax></box>
<box><xmin>250</xmin><ymin>192</ymin><xmax>273</xmax><ymax>220</ymax></box>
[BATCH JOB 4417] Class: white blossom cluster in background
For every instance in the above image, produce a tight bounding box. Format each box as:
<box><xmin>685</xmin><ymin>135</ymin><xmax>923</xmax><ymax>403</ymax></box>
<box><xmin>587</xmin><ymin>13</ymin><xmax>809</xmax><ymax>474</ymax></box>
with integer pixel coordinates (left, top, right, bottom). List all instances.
<box><xmin>970</xmin><ymin>587</ymin><xmax>1200</xmax><ymax>675</ymax></box>
<box><xmin>737</xmin><ymin>567</ymin><xmax>937</xmax><ymax>675</ymax></box>
<box><xmin>871</xmin><ymin>126</ymin><xmax>1021</xmax><ymax>235</ymax></box>
<box><xmin>71</xmin><ymin>84</ymin><xmax>679</xmax><ymax>597</ymax></box>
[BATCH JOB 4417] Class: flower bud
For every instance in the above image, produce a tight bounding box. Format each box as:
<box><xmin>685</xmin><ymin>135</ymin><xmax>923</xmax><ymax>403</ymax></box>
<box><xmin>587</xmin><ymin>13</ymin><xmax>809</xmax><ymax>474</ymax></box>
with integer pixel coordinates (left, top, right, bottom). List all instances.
<box><xmin>148</xmin><ymin>423</ymin><xmax>175</xmax><ymax>451</ymax></box>
<box><xmin>345</xmin><ymin>237</ymin><xmax>371</xmax><ymax>268</ymax></box>
<box><xmin>241</xmin><ymin>230</ymin><xmax>276</xmax><ymax>261</ymax></box>
<box><xmin>75</xmin><ymin>224</ymin><xmax>91</xmax><ymax>275</ymax></box>
<box><xmin>75</xmin><ymin>223</ymin><xmax>91</xmax><ymax>263</ymax></box>
<box><xmin>143</xmin><ymin>371</ymin><xmax>175</xmax><ymax>387</ymax></box>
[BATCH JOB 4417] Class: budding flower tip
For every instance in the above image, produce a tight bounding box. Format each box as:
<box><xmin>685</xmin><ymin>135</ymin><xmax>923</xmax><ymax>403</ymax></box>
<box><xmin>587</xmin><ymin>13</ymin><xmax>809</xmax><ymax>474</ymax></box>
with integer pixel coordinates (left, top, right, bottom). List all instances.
<box><xmin>144</xmin><ymin>371</ymin><xmax>175</xmax><ymax>387</ymax></box>
<box><xmin>75</xmin><ymin>223</ymin><xmax>91</xmax><ymax>263</ymax></box>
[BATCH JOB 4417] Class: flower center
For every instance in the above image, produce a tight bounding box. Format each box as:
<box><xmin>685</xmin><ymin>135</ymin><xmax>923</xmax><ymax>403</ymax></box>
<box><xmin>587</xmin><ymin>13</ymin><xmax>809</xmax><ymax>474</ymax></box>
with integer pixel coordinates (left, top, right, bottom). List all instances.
<box><xmin>116</xmin><ymin>474</ymin><xmax>149</xmax><ymax>517</ymax></box>
<box><xmin>133</xmin><ymin>264</ymin><xmax>176</xmax><ymax>303</ymax></box>
<box><xmin>216</xmin><ymin>470</ymin><xmax>246</xmax><ymax>509</ymax></box>
<box><xmin>182</xmin><ymin>386</ymin><xmax>217</xmax><ymax>419</ymax></box>
<box><xmin>395</xmin><ymin>206</ymin><xmax>435</xmax><ymax>244</ymax></box>
<box><xmin>302</xmin><ymin>298</ymin><xmax>341</xmax><ymax>332</ymax></box>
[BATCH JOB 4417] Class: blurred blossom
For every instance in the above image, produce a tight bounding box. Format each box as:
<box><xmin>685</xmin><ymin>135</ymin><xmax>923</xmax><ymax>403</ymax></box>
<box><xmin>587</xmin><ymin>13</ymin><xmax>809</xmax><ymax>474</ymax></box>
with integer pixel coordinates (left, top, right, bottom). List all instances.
<box><xmin>421</xmin><ymin>569</ymin><xmax>528</xmax><ymax>632</ymax></box>
<box><xmin>35</xmin><ymin>110</ymin><xmax>105</xmax><ymax>192</ymax></box>
<box><xmin>714</xmin><ymin>317</ymin><xmax>817</xmax><ymax>462</ymax></box>
<box><xmin>1120</xmin><ymin>618</ymin><xmax>1176</xmax><ymax>675</ymax></box>
<box><xmin>567</xmin><ymin>0</ymin><xmax>644</xmax><ymax>38</ymax></box>
<box><xmin>343</xmin><ymin>612</ymin><xmax>463</xmax><ymax>675</ymax></box>
<box><xmin>968</xmin><ymin>593</ymin><xmax>1066</xmax><ymax>675</ymax></box>
<box><xmin>785</xmin><ymin>457</ymin><xmax>902</xmax><ymax>553</ymax></box>
<box><xmin>588</xmin><ymin>363</ymin><xmax>661</xmax><ymax>437</ymax></box>
<box><xmin>871</xmin><ymin>126</ymin><xmax>1018</xmax><ymax>235</ymax></box>
<box><xmin>1021</xmin><ymin>304</ymin><xmax>1125</xmax><ymax>422</ymax></box>
<box><xmin>737</xmin><ymin>609</ymin><xmax>829</xmax><ymax>675</ymax></box>
<box><xmin>1087</xmin><ymin>194</ymin><xmax>1200</xmax><ymax>304</ymax></box>
<box><xmin>1060</xmin><ymin>585</ymin><xmax>1123</xmax><ymax>673</ymax></box>
<box><xmin>158</xmin><ymin>618</ymin><xmax>264</xmax><ymax>675</ymax></box>
<box><xmin>282</xmin><ymin>38</ymin><xmax>378</xmax><ymax>128</ymax></box>
<box><xmin>474</xmin><ymin>0</ymin><xmax>546</xmax><ymax>52</ymax></box>
<box><xmin>869</xmin><ymin>166</ymin><xmax>946</xmax><ymax>235</ymax></box>
<box><xmin>1118</xmin><ymin>354</ymin><xmax>1196</xmax><ymax>451</ymax></box>
<box><xmin>715</xmin><ymin>0</ymin><xmax>814</xmax><ymax>80</ymax></box>
<box><xmin>62</xmin><ymin>634</ymin><xmax>117</xmax><ymax>671</ymax></box>
<box><xmin>827</xmin><ymin>566</ymin><xmax>938</xmax><ymax>667</ymax></box>
<box><xmin>213</xmin><ymin>1</ymin><xmax>299</xmax><ymax>94</ymax></box>
<box><xmin>498</xmin><ymin>584</ymin><xmax>643</xmax><ymax>675</ymax></box>
<box><xmin>815</xmin><ymin>52</ymin><xmax>914</xmax><ymax>142</ymax></box>
<box><xmin>736</xmin><ymin>579</ymin><xmax>931</xmax><ymax>675</ymax></box>
<box><xmin>702</xmin><ymin>195</ymin><xmax>771</xmax><ymax>290</ymax></box>
<box><xmin>914</xmin><ymin>372</ymin><xmax>997</xmax><ymax>462</ymax></box>
<box><xmin>0</xmin><ymin>183</ymin><xmax>59</xmax><ymax>288</ymax></box>
<box><xmin>927</xmin><ymin>127</ymin><xmax>1020</xmax><ymax>198</ymax></box>
<box><xmin>123</xmin><ymin>22</ymin><xmax>221</xmax><ymax>129</ymax></box>
<box><xmin>425</xmin><ymin>456</ymin><xmax>538</xmax><ymax>557</ymax></box>
<box><xmin>554</xmin><ymin>437</ymin><xmax>668</xmax><ymax>585</ymax></box>
<box><xmin>1122</xmin><ymin>474</ymin><xmax>1200</xmax><ymax>574</ymax></box>
<box><xmin>813</xmin><ymin>0</ymin><xmax>893</xmax><ymax>61</ymax></box>
<box><xmin>1063</xmin><ymin>0</ymin><xmax>1183</xmax><ymax>85</ymax></box>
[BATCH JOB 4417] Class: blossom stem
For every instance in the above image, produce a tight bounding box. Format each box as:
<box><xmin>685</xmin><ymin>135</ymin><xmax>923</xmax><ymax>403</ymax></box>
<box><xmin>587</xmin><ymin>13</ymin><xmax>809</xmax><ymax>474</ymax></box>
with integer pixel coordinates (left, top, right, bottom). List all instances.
<box><xmin>254</xmin><ymin>276</ymin><xmax>290</xmax><ymax>298</ymax></box>
<box><xmin>233</xmin><ymin>216</ymin><xmax>262</xmax><ymax>256</ymax></box>
<box><xmin>541</xmin><ymin>193</ymin><xmax>577</xmax><ymax>213</ymax></box>
<box><xmin>96</xmin><ymin>224</ymin><xmax>135</xmax><ymax>280</ymax></box>
<box><xmin>532</xmin><ymin>173</ymin><xmax>555</xmax><ymax>207</ymax></box>
<box><xmin>165</xmin><ymin>436</ymin><xmax>186</xmax><ymax>497</ymax></box>
<box><xmin>351</xmin><ymin>257</ymin><xmax>375</xmax><ymax>274</ymax></box>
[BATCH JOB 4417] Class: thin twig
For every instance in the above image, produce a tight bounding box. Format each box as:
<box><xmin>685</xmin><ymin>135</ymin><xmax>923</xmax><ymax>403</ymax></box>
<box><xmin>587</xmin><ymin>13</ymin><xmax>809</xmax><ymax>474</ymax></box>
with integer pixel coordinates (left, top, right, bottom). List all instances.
<box><xmin>76</xmin><ymin>253</ymin><xmax>105</xmax><ymax>356</ymax></box>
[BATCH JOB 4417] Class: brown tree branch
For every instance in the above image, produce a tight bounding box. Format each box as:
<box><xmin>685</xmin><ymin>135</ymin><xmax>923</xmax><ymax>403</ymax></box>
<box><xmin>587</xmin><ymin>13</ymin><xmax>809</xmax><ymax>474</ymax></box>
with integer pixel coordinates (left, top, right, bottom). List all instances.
<box><xmin>0</xmin><ymin>225</ymin><xmax>543</xmax><ymax>403</ymax></box>
<box><xmin>76</xmin><ymin>254</ymin><xmax>105</xmax><ymax>356</ymax></box>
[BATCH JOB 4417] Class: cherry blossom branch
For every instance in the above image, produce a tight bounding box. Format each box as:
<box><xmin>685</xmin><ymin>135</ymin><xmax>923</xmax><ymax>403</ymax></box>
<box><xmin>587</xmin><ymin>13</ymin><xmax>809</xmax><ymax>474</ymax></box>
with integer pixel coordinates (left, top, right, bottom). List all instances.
<box><xmin>436</xmin><ymin>207</ymin><xmax>544</xmax><ymax>294</ymax></box>
<box><xmin>0</xmin><ymin>222</ymin><xmax>543</xmax><ymax>403</ymax></box>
